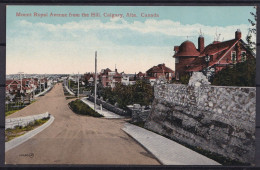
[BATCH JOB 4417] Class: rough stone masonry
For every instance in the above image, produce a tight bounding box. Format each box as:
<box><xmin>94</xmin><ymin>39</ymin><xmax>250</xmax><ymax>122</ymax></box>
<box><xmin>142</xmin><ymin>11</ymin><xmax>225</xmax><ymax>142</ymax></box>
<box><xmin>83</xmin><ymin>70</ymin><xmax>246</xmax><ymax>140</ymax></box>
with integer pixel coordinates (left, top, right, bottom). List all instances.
<box><xmin>145</xmin><ymin>73</ymin><xmax>256</xmax><ymax>164</ymax></box>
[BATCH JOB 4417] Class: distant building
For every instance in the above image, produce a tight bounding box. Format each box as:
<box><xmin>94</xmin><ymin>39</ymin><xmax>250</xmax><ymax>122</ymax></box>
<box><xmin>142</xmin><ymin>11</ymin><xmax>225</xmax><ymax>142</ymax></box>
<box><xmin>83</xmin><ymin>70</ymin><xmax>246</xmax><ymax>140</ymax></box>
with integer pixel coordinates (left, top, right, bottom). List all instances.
<box><xmin>136</xmin><ymin>72</ymin><xmax>145</xmax><ymax>80</ymax></box>
<box><xmin>173</xmin><ymin>29</ymin><xmax>255</xmax><ymax>80</ymax></box>
<box><xmin>100</xmin><ymin>68</ymin><xmax>122</xmax><ymax>88</ymax></box>
<box><xmin>83</xmin><ymin>72</ymin><xmax>95</xmax><ymax>86</ymax></box>
<box><xmin>146</xmin><ymin>63</ymin><xmax>175</xmax><ymax>85</ymax></box>
<box><xmin>100</xmin><ymin>68</ymin><xmax>112</xmax><ymax>87</ymax></box>
<box><xmin>121</xmin><ymin>73</ymin><xmax>136</xmax><ymax>86</ymax></box>
<box><xmin>108</xmin><ymin>69</ymin><xmax>122</xmax><ymax>88</ymax></box>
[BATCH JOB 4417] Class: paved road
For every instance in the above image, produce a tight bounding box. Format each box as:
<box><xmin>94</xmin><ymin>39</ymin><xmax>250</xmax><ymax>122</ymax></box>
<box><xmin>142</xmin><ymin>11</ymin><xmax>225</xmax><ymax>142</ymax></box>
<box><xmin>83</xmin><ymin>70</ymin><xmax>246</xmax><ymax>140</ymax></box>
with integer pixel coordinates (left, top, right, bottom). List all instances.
<box><xmin>5</xmin><ymin>84</ymin><xmax>160</xmax><ymax>165</ymax></box>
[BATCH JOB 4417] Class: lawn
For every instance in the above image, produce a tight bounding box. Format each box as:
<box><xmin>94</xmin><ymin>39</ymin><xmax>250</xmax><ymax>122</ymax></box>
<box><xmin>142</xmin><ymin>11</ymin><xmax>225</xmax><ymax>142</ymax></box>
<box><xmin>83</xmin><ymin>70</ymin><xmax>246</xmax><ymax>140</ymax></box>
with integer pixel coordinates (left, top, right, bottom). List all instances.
<box><xmin>5</xmin><ymin>100</ymin><xmax>37</xmax><ymax>117</ymax></box>
<box><xmin>5</xmin><ymin>117</ymin><xmax>50</xmax><ymax>142</ymax></box>
<box><xmin>69</xmin><ymin>99</ymin><xmax>103</xmax><ymax>117</ymax></box>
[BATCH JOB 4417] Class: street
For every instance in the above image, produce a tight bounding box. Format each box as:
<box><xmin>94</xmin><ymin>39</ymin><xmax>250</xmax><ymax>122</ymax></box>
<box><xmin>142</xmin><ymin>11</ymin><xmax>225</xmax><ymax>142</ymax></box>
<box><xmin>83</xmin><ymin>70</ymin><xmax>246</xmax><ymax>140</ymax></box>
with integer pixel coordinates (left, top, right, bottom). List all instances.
<box><xmin>5</xmin><ymin>83</ymin><xmax>160</xmax><ymax>165</ymax></box>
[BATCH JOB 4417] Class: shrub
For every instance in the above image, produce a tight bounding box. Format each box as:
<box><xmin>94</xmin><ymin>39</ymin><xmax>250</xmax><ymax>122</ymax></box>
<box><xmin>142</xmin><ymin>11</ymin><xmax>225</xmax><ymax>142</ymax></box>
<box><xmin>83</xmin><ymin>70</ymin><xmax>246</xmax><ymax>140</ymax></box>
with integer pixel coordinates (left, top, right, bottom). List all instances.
<box><xmin>69</xmin><ymin>99</ymin><xmax>103</xmax><ymax>117</ymax></box>
<box><xmin>211</xmin><ymin>58</ymin><xmax>256</xmax><ymax>87</ymax></box>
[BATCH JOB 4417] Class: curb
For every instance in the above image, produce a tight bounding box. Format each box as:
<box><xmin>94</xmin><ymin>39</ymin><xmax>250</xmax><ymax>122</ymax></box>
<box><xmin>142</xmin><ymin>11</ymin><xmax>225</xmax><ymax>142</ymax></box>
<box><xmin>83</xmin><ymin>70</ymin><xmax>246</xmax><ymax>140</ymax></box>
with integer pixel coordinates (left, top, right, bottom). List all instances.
<box><xmin>5</xmin><ymin>115</ymin><xmax>55</xmax><ymax>152</ymax></box>
<box><xmin>34</xmin><ymin>85</ymin><xmax>53</xmax><ymax>98</ymax></box>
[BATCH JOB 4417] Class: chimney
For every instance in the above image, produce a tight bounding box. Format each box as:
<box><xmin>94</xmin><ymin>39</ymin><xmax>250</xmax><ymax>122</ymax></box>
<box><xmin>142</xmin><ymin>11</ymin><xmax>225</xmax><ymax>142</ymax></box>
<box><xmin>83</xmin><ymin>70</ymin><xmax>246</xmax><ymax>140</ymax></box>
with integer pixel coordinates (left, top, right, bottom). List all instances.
<box><xmin>198</xmin><ymin>35</ymin><xmax>204</xmax><ymax>52</ymax></box>
<box><xmin>174</xmin><ymin>46</ymin><xmax>179</xmax><ymax>53</ymax></box>
<box><xmin>235</xmin><ymin>29</ymin><xmax>241</xmax><ymax>40</ymax></box>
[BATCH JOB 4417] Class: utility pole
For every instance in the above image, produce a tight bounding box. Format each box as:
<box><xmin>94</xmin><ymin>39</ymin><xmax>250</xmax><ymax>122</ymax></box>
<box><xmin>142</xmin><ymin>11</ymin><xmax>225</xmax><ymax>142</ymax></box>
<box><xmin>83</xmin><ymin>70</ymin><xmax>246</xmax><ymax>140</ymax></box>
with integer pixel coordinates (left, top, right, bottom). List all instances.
<box><xmin>44</xmin><ymin>74</ymin><xmax>46</xmax><ymax>90</ymax></box>
<box><xmin>78</xmin><ymin>72</ymin><xmax>79</xmax><ymax>98</ymax></box>
<box><xmin>40</xmin><ymin>75</ymin><xmax>42</xmax><ymax>93</ymax></box>
<box><xmin>18</xmin><ymin>72</ymin><xmax>24</xmax><ymax>106</ymax></box>
<box><xmin>68</xmin><ymin>76</ymin><xmax>70</xmax><ymax>89</ymax></box>
<box><xmin>94</xmin><ymin>51</ymin><xmax>97</xmax><ymax>111</ymax></box>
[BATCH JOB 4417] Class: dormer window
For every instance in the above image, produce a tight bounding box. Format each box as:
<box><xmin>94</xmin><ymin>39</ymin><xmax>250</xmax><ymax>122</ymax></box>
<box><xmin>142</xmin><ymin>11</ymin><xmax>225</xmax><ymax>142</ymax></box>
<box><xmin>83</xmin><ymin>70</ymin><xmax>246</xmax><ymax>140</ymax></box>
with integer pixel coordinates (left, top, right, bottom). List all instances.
<box><xmin>231</xmin><ymin>51</ymin><xmax>236</xmax><ymax>64</ymax></box>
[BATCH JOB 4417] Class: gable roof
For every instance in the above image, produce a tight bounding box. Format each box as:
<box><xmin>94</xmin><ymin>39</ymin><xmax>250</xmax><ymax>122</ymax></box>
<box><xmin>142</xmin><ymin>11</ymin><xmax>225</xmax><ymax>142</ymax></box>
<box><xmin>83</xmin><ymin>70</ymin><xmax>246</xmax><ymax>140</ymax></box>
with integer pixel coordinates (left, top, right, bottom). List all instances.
<box><xmin>199</xmin><ymin>39</ymin><xmax>238</xmax><ymax>57</ymax></box>
<box><xmin>146</xmin><ymin>64</ymin><xmax>174</xmax><ymax>73</ymax></box>
<box><xmin>186</xmin><ymin>39</ymin><xmax>242</xmax><ymax>72</ymax></box>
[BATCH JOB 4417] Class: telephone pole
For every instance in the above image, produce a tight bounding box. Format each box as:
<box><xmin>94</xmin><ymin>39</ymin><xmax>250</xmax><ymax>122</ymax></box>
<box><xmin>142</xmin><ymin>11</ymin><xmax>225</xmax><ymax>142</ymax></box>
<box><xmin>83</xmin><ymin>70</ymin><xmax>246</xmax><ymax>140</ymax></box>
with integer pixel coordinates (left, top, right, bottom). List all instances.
<box><xmin>18</xmin><ymin>72</ymin><xmax>24</xmax><ymax>105</ymax></box>
<box><xmin>94</xmin><ymin>51</ymin><xmax>97</xmax><ymax>111</ymax></box>
<box><xmin>77</xmin><ymin>72</ymin><xmax>80</xmax><ymax>98</ymax></box>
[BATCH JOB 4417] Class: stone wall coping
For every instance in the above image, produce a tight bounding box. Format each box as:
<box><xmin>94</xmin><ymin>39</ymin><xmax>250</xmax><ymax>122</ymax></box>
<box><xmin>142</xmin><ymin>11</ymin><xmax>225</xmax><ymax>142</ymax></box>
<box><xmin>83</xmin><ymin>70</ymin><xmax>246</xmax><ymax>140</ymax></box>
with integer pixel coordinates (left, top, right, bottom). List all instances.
<box><xmin>167</xmin><ymin>83</ymin><xmax>256</xmax><ymax>89</ymax></box>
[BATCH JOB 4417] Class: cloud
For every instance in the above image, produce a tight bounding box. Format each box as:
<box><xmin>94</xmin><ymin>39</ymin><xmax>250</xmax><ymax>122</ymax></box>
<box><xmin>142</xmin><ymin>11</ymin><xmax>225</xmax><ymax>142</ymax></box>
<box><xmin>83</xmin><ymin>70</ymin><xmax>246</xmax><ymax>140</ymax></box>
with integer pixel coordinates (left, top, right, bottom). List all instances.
<box><xmin>6</xmin><ymin>18</ymin><xmax>255</xmax><ymax>74</ymax></box>
<box><xmin>16</xmin><ymin>18</ymin><xmax>253</xmax><ymax>40</ymax></box>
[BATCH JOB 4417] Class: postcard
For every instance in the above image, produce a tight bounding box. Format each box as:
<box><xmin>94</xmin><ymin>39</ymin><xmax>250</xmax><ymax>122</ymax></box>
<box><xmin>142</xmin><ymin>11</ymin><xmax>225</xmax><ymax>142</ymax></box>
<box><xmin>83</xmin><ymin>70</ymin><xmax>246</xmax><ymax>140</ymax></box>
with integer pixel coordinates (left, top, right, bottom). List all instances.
<box><xmin>4</xmin><ymin>5</ymin><xmax>256</xmax><ymax>166</ymax></box>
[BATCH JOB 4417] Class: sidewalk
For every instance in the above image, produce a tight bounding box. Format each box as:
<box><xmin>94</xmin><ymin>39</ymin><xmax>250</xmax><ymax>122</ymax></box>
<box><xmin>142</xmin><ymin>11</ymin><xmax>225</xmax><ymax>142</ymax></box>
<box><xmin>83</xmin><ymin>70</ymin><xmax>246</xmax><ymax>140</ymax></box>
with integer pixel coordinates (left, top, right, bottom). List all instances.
<box><xmin>81</xmin><ymin>97</ymin><xmax>124</xmax><ymax>119</ymax></box>
<box><xmin>34</xmin><ymin>85</ymin><xmax>53</xmax><ymax>98</ymax></box>
<box><xmin>64</xmin><ymin>85</ymin><xmax>75</xmax><ymax>95</ymax></box>
<box><xmin>122</xmin><ymin>123</ymin><xmax>221</xmax><ymax>165</ymax></box>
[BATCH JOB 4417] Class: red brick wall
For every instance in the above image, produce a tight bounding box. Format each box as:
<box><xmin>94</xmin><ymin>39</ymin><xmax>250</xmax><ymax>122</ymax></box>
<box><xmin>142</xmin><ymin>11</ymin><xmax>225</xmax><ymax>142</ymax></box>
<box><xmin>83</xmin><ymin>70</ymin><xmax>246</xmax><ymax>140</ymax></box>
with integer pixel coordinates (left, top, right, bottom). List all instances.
<box><xmin>175</xmin><ymin>56</ymin><xmax>197</xmax><ymax>76</ymax></box>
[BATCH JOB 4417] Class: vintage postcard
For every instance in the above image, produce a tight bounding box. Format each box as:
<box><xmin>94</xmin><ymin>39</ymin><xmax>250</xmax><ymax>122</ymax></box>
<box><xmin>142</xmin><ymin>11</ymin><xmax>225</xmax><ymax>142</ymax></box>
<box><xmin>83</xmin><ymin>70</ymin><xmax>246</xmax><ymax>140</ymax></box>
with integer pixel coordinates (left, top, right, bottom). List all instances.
<box><xmin>5</xmin><ymin>6</ymin><xmax>256</xmax><ymax>165</ymax></box>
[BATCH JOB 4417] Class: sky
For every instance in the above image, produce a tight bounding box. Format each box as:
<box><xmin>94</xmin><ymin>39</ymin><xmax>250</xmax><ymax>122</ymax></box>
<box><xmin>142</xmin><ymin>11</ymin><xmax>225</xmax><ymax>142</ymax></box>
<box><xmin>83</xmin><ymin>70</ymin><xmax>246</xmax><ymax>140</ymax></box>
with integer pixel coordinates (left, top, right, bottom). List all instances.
<box><xmin>6</xmin><ymin>6</ymin><xmax>256</xmax><ymax>74</ymax></box>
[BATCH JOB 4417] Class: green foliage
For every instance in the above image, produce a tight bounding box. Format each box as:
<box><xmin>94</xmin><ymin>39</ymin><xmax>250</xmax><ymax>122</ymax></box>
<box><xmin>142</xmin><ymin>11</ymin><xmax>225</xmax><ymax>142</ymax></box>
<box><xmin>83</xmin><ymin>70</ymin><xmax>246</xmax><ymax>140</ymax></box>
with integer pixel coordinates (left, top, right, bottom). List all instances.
<box><xmin>179</xmin><ymin>74</ymin><xmax>191</xmax><ymax>84</ymax></box>
<box><xmin>171</xmin><ymin>74</ymin><xmax>190</xmax><ymax>85</ymax></box>
<box><xmin>100</xmin><ymin>80</ymin><xmax>154</xmax><ymax>109</ymax></box>
<box><xmin>69</xmin><ymin>99</ymin><xmax>103</xmax><ymax>117</ymax></box>
<box><xmin>5</xmin><ymin>110</ymin><xmax>20</xmax><ymax>117</ymax></box>
<box><xmin>211</xmin><ymin>58</ymin><xmax>256</xmax><ymax>87</ymax></box>
<box><xmin>246</xmin><ymin>6</ymin><xmax>256</xmax><ymax>52</ymax></box>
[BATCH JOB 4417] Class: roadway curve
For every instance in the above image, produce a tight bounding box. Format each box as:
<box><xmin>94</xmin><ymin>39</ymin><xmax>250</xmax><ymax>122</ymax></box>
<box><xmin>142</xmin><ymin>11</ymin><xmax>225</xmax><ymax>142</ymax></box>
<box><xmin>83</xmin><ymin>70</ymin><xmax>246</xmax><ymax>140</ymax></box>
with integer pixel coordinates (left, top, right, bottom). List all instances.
<box><xmin>5</xmin><ymin>83</ymin><xmax>159</xmax><ymax>165</ymax></box>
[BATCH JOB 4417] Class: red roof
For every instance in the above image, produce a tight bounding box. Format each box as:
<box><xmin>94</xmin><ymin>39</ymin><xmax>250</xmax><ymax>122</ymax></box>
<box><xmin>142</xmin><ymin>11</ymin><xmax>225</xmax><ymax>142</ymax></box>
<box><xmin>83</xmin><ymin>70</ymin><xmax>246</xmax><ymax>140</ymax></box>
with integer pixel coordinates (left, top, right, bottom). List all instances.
<box><xmin>6</xmin><ymin>80</ymin><xmax>14</xmax><ymax>86</ymax></box>
<box><xmin>186</xmin><ymin>39</ymin><xmax>240</xmax><ymax>72</ymax></box>
<box><xmin>137</xmin><ymin>72</ymin><xmax>145</xmax><ymax>77</ymax></box>
<box><xmin>199</xmin><ymin>39</ymin><xmax>237</xmax><ymax>57</ymax></box>
<box><xmin>174</xmin><ymin>41</ymin><xmax>200</xmax><ymax>57</ymax></box>
<box><xmin>146</xmin><ymin>63</ymin><xmax>174</xmax><ymax>73</ymax></box>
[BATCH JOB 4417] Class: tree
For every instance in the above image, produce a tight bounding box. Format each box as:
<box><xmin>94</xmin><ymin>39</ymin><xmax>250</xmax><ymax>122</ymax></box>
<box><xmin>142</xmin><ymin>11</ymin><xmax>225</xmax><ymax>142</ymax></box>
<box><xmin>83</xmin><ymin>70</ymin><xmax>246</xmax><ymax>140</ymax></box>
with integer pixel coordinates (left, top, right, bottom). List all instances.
<box><xmin>99</xmin><ymin>80</ymin><xmax>154</xmax><ymax>109</ymax></box>
<box><xmin>211</xmin><ymin>7</ymin><xmax>256</xmax><ymax>87</ymax></box>
<box><xmin>211</xmin><ymin>59</ymin><xmax>255</xmax><ymax>87</ymax></box>
<box><xmin>246</xmin><ymin>6</ymin><xmax>257</xmax><ymax>52</ymax></box>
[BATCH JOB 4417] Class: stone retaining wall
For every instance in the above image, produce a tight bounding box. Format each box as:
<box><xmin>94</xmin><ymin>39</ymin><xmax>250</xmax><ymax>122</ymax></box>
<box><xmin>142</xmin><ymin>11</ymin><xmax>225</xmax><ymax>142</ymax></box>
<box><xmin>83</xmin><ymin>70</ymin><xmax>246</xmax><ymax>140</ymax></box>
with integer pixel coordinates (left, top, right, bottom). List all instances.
<box><xmin>87</xmin><ymin>95</ymin><xmax>130</xmax><ymax>116</ymax></box>
<box><xmin>145</xmin><ymin>83</ymin><xmax>256</xmax><ymax>164</ymax></box>
<box><xmin>131</xmin><ymin>109</ymin><xmax>150</xmax><ymax>123</ymax></box>
<box><xmin>5</xmin><ymin>112</ymin><xmax>50</xmax><ymax>129</ymax></box>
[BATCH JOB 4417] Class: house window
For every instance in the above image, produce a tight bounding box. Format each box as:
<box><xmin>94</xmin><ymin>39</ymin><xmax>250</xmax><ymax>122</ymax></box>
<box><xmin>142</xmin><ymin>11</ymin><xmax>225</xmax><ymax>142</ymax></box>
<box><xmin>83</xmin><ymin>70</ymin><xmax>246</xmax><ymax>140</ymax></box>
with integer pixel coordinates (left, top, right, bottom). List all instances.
<box><xmin>231</xmin><ymin>51</ymin><xmax>236</xmax><ymax>64</ymax></box>
<box><xmin>241</xmin><ymin>51</ymin><xmax>246</xmax><ymax>62</ymax></box>
<box><xmin>175</xmin><ymin>57</ymin><xmax>179</xmax><ymax>63</ymax></box>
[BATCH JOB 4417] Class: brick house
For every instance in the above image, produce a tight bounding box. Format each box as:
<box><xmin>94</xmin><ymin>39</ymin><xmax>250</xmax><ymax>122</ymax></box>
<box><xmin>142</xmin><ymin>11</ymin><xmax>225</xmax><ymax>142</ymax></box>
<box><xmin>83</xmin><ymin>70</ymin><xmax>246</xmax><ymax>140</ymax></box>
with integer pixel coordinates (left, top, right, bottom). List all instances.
<box><xmin>6</xmin><ymin>78</ymin><xmax>39</xmax><ymax>103</ymax></box>
<box><xmin>173</xmin><ymin>30</ymin><xmax>255</xmax><ymax>80</ymax></box>
<box><xmin>108</xmin><ymin>69</ymin><xmax>122</xmax><ymax>88</ymax></box>
<box><xmin>146</xmin><ymin>63</ymin><xmax>175</xmax><ymax>85</ymax></box>
<box><xmin>100</xmin><ymin>68</ymin><xmax>122</xmax><ymax>88</ymax></box>
<box><xmin>136</xmin><ymin>72</ymin><xmax>145</xmax><ymax>80</ymax></box>
<box><xmin>100</xmin><ymin>68</ymin><xmax>112</xmax><ymax>87</ymax></box>
<box><xmin>83</xmin><ymin>72</ymin><xmax>95</xmax><ymax>86</ymax></box>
